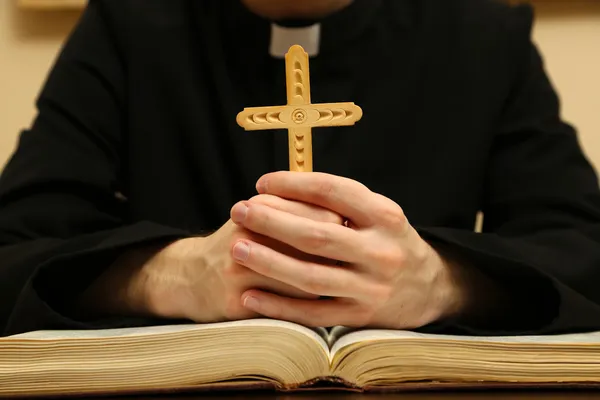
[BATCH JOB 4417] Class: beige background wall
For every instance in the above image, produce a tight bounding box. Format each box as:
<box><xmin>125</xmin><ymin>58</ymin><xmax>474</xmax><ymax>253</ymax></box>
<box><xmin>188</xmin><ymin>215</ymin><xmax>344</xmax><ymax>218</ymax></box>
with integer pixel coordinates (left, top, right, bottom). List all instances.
<box><xmin>0</xmin><ymin>1</ymin><xmax>81</xmax><ymax>168</ymax></box>
<box><xmin>1</xmin><ymin>1</ymin><xmax>599</xmax><ymax>172</ymax></box>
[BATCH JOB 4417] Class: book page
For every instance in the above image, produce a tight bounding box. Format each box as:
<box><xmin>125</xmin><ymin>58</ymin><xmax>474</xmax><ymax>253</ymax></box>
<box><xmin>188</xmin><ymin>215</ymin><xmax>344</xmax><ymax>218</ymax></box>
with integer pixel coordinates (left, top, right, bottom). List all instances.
<box><xmin>330</xmin><ymin>329</ymin><xmax>600</xmax><ymax>357</ymax></box>
<box><xmin>9</xmin><ymin>324</ymin><xmax>204</xmax><ymax>340</ymax></box>
<box><xmin>7</xmin><ymin>319</ymin><xmax>329</xmax><ymax>352</ymax></box>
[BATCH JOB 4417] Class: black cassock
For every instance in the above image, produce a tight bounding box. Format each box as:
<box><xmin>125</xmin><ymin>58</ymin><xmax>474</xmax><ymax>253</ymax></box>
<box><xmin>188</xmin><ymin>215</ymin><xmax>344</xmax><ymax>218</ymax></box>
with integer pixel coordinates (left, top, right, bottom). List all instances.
<box><xmin>1</xmin><ymin>0</ymin><xmax>600</xmax><ymax>337</ymax></box>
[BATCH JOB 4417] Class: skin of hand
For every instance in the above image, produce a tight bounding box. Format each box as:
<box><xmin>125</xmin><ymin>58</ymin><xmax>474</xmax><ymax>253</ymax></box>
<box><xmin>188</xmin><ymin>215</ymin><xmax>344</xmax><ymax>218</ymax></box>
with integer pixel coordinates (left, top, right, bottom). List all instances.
<box><xmin>229</xmin><ymin>171</ymin><xmax>495</xmax><ymax>330</ymax></box>
<box><xmin>77</xmin><ymin>194</ymin><xmax>344</xmax><ymax>323</ymax></box>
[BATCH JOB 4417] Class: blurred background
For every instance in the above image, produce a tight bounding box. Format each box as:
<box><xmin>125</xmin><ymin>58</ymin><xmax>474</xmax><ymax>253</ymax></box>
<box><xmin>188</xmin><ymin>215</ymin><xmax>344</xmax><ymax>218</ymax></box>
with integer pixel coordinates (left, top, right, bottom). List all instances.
<box><xmin>1</xmin><ymin>0</ymin><xmax>599</xmax><ymax>173</ymax></box>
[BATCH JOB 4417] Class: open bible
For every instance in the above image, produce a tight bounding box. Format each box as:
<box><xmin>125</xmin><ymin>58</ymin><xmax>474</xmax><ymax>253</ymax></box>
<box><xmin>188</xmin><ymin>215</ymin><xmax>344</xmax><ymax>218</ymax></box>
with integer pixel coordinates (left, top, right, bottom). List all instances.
<box><xmin>3</xmin><ymin>319</ymin><xmax>600</xmax><ymax>397</ymax></box>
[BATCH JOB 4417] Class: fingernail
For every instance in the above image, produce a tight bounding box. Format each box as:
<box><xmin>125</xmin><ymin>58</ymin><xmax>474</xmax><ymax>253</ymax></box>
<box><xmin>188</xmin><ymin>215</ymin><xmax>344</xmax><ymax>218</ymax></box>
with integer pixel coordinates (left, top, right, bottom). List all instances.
<box><xmin>243</xmin><ymin>296</ymin><xmax>260</xmax><ymax>311</ymax></box>
<box><xmin>256</xmin><ymin>179</ymin><xmax>267</xmax><ymax>193</ymax></box>
<box><xmin>231</xmin><ymin>203</ymin><xmax>248</xmax><ymax>223</ymax></box>
<box><xmin>233</xmin><ymin>242</ymin><xmax>250</xmax><ymax>262</ymax></box>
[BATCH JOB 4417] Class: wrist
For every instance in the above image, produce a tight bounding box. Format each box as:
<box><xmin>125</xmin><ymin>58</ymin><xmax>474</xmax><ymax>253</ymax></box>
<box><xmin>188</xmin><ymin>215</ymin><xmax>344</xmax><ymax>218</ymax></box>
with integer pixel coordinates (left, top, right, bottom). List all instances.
<box><xmin>428</xmin><ymin>243</ymin><xmax>515</xmax><ymax>327</ymax></box>
<box><xmin>141</xmin><ymin>237</ymin><xmax>202</xmax><ymax>320</ymax></box>
<box><xmin>75</xmin><ymin>246</ymin><xmax>158</xmax><ymax>318</ymax></box>
<box><xmin>76</xmin><ymin>239</ymin><xmax>192</xmax><ymax>320</ymax></box>
<box><xmin>113</xmin><ymin>245</ymin><xmax>165</xmax><ymax>317</ymax></box>
<box><xmin>426</xmin><ymin>245</ymin><xmax>472</xmax><ymax>323</ymax></box>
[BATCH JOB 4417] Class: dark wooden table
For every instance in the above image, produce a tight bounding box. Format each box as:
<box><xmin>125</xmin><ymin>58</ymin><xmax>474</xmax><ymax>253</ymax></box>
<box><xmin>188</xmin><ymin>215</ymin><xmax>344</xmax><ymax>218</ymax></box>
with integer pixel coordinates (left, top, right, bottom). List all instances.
<box><xmin>107</xmin><ymin>391</ymin><xmax>600</xmax><ymax>399</ymax></box>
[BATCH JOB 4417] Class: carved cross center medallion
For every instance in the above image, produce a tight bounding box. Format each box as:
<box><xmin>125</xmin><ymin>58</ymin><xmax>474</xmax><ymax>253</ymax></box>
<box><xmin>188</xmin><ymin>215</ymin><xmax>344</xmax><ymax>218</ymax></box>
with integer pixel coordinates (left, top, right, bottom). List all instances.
<box><xmin>236</xmin><ymin>45</ymin><xmax>363</xmax><ymax>172</ymax></box>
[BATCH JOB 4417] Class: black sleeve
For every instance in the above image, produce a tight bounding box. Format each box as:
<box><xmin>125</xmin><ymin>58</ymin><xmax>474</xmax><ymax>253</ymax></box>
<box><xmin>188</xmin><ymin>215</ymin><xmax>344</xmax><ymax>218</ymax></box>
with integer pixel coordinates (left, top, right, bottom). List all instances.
<box><xmin>418</xmin><ymin>5</ymin><xmax>600</xmax><ymax>336</ymax></box>
<box><xmin>0</xmin><ymin>2</ymin><xmax>190</xmax><ymax>336</ymax></box>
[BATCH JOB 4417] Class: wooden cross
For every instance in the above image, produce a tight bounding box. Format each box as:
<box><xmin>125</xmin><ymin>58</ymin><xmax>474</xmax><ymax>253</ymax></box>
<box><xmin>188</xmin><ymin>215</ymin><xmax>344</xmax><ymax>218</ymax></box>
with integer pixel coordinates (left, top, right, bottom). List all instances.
<box><xmin>236</xmin><ymin>45</ymin><xmax>363</xmax><ymax>172</ymax></box>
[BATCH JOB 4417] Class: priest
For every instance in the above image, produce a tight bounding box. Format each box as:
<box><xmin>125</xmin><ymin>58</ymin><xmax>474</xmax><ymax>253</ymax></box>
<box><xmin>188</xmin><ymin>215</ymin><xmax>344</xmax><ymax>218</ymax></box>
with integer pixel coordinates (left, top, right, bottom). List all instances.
<box><xmin>1</xmin><ymin>0</ymin><xmax>600</xmax><ymax>337</ymax></box>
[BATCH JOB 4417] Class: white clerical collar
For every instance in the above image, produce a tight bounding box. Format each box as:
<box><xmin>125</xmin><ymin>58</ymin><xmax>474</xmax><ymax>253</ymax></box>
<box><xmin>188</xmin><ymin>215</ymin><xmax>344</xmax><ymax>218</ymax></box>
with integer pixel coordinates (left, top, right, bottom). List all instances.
<box><xmin>269</xmin><ymin>23</ymin><xmax>321</xmax><ymax>58</ymax></box>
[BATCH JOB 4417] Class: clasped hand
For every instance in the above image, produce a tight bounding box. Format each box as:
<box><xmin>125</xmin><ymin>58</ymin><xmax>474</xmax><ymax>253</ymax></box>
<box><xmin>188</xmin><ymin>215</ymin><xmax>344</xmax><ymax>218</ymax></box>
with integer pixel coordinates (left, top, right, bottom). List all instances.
<box><xmin>229</xmin><ymin>172</ymin><xmax>467</xmax><ymax>329</ymax></box>
<box><xmin>79</xmin><ymin>173</ymin><xmax>476</xmax><ymax>329</ymax></box>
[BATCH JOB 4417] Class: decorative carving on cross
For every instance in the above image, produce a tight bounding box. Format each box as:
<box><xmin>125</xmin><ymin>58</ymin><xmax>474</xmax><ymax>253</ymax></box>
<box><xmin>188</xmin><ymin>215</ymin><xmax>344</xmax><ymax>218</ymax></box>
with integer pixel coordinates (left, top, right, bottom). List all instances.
<box><xmin>236</xmin><ymin>45</ymin><xmax>363</xmax><ymax>172</ymax></box>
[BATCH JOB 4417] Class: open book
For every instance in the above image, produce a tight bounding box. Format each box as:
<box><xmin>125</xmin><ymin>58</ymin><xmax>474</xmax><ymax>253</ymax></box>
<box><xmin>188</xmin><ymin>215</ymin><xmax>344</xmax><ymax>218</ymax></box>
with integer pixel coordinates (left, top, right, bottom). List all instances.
<box><xmin>3</xmin><ymin>319</ymin><xmax>600</xmax><ymax>397</ymax></box>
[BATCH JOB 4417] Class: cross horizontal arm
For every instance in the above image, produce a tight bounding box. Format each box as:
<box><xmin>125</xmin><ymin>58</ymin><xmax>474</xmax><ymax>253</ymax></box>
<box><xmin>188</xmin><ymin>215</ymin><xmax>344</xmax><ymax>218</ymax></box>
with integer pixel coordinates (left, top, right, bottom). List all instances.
<box><xmin>236</xmin><ymin>102</ymin><xmax>363</xmax><ymax>131</ymax></box>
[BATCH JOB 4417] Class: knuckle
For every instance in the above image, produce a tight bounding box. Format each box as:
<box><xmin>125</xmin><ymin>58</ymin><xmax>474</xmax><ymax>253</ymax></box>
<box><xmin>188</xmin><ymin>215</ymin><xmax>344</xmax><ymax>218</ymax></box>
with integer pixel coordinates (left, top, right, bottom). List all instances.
<box><xmin>414</xmin><ymin>240</ymin><xmax>434</xmax><ymax>265</ymax></box>
<box><xmin>380</xmin><ymin>206</ymin><xmax>407</xmax><ymax>228</ymax></box>
<box><xmin>412</xmin><ymin>247</ymin><xmax>429</xmax><ymax>266</ymax></box>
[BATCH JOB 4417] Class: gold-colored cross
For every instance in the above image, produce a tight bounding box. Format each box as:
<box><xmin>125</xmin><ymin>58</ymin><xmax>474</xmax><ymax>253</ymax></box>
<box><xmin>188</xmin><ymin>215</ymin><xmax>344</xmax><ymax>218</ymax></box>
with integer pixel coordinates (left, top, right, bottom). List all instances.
<box><xmin>236</xmin><ymin>45</ymin><xmax>363</xmax><ymax>172</ymax></box>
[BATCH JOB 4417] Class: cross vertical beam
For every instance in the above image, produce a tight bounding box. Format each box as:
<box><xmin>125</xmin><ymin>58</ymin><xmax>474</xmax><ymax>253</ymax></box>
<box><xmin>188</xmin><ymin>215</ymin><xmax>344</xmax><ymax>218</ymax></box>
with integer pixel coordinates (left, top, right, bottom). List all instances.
<box><xmin>236</xmin><ymin>45</ymin><xmax>363</xmax><ymax>172</ymax></box>
<box><xmin>285</xmin><ymin>45</ymin><xmax>313</xmax><ymax>172</ymax></box>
